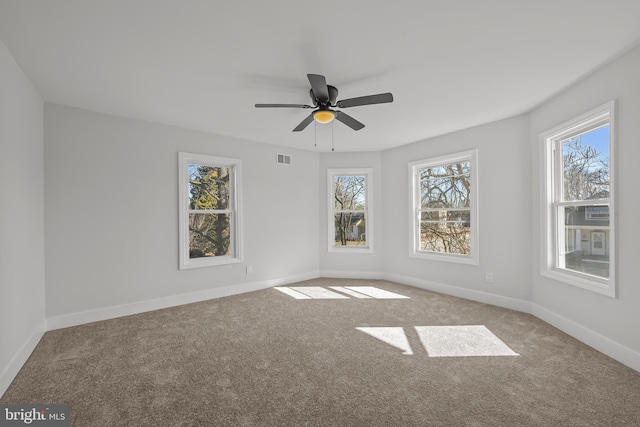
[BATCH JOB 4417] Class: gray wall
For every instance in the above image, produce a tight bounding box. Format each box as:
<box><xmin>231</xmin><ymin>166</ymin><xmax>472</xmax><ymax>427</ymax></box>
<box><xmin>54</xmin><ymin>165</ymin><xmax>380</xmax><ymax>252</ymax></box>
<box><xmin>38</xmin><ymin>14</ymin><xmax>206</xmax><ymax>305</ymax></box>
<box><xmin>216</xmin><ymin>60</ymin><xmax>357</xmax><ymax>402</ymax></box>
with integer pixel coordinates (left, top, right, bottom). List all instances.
<box><xmin>530</xmin><ymin>45</ymin><xmax>640</xmax><ymax>355</ymax></box>
<box><xmin>0</xmin><ymin>39</ymin><xmax>45</xmax><ymax>392</ymax></box>
<box><xmin>44</xmin><ymin>104</ymin><xmax>320</xmax><ymax>319</ymax></box>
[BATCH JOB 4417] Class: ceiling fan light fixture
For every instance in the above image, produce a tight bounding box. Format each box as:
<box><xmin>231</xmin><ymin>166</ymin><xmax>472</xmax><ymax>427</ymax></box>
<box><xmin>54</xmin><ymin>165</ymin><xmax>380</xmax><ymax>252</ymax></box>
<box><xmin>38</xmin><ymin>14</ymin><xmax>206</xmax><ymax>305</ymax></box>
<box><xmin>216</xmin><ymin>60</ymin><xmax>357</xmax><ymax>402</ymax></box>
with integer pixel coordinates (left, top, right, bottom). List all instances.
<box><xmin>313</xmin><ymin>110</ymin><xmax>335</xmax><ymax>124</ymax></box>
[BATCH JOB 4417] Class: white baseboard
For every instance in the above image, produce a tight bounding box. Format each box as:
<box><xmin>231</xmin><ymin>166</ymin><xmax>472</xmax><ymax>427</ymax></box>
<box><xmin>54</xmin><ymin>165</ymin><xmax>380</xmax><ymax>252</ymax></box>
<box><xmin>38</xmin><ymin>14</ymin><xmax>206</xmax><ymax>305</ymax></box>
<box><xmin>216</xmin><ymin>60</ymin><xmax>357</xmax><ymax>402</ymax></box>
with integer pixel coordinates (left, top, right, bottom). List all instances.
<box><xmin>0</xmin><ymin>319</ymin><xmax>46</xmax><ymax>398</ymax></box>
<box><xmin>532</xmin><ymin>303</ymin><xmax>640</xmax><ymax>372</ymax></box>
<box><xmin>47</xmin><ymin>271</ymin><xmax>319</xmax><ymax>331</ymax></box>
<box><xmin>384</xmin><ymin>272</ymin><xmax>533</xmax><ymax>314</ymax></box>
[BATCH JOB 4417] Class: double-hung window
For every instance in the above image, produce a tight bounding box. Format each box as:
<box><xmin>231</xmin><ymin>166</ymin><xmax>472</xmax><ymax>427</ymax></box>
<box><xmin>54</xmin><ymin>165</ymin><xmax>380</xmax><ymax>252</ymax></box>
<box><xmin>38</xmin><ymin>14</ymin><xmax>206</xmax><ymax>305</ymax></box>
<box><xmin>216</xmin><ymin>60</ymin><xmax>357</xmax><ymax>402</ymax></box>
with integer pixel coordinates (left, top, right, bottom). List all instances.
<box><xmin>409</xmin><ymin>150</ymin><xmax>478</xmax><ymax>265</ymax></box>
<box><xmin>328</xmin><ymin>169</ymin><xmax>373</xmax><ymax>253</ymax></box>
<box><xmin>179</xmin><ymin>152</ymin><xmax>242</xmax><ymax>269</ymax></box>
<box><xmin>541</xmin><ymin>101</ymin><xmax>615</xmax><ymax>297</ymax></box>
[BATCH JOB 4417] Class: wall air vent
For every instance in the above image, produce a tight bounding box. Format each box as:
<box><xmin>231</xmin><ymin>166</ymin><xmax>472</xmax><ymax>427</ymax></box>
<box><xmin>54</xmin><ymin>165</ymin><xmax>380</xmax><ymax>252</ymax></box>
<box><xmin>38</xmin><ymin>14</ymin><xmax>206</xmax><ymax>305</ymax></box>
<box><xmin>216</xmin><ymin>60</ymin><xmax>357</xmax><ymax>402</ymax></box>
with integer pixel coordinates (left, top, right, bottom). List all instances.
<box><xmin>276</xmin><ymin>154</ymin><xmax>291</xmax><ymax>165</ymax></box>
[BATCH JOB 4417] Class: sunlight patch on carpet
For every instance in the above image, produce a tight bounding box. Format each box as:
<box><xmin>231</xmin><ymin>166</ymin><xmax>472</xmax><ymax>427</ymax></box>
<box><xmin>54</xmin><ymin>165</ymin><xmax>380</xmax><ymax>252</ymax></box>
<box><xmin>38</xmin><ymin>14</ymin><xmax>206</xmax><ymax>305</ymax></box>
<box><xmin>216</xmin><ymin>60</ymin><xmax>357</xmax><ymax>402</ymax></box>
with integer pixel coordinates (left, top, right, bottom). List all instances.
<box><xmin>343</xmin><ymin>286</ymin><xmax>410</xmax><ymax>299</ymax></box>
<box><xmin>273</xmin><ymin>287</ymin><xmax>312</xmax><ymax>299</ymax></box>
<box><xmin>275</xmin><ymin>286</ymin><xmax>409</xmax><ymax>299</ymax></box>
<box><xmin>329</xmin><ymin>286</ymin><xmax>373</xmax><ymax>298</ymax></box>
<box><xmin>415</xmin><ymin>325</ymin><xmax>519</xmax><ymax>357</ymax></box>
<box><xmin>289</xmin><ymin>287</ymin><xmax>349</xmax><ymax>299</ymax></box>
<box><xmin>356</xmin><ymin>327</ymin><xmax>414</xmax><ymax>355</ymax></box>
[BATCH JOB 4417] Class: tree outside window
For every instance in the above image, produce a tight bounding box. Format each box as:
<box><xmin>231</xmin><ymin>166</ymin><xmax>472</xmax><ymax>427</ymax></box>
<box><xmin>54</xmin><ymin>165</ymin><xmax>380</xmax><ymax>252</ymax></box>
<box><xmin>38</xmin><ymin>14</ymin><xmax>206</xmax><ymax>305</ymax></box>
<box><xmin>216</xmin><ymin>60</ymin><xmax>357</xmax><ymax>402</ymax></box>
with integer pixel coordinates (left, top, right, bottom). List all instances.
<box><xmin>559</xmin><ymin>128</ymin><xmax>611</xmax><ymax>279</ymax></box>
<box><xmin>179</xmin><ymin>153</ymin><xmax>242</xmax><ymax>269</ymax></box>
<box><xmin>410</xmin><ymin>150</ymin><xmax>478</xmax><ymax>265</ymax></box>
<box><xmin>418</xmin><ymin>162</ymin><xmax>471</xmax><ymax>255</ymax></box>
<box><xmin>328</xmin><ymin>169</ymin><xmax>373</xmax><ymax>253</ymax></box>
<box><xmin>188</xmin><ymin>165</ymin><xmax>231</xmax><ymax>258</ymax></box>
<box><xmin>541</xmin><ymin>101</ymin><xmax>615</xmax><ymax>297</ymax></box>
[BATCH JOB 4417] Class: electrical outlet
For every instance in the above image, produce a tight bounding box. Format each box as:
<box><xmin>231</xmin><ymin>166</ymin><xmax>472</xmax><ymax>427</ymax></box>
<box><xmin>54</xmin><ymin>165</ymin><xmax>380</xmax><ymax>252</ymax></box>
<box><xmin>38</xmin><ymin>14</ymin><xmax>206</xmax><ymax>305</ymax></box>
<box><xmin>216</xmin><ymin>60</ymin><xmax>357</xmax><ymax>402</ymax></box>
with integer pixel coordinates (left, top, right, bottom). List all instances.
<box><xmin>484</xmin><ymin>272</ymin><xmax>494</xmax><ymax>283</ymax></box>
<box><xmin>246</xmin><ymin>265</ymin><xmax>253</xmax><ymax>275</ymax></box>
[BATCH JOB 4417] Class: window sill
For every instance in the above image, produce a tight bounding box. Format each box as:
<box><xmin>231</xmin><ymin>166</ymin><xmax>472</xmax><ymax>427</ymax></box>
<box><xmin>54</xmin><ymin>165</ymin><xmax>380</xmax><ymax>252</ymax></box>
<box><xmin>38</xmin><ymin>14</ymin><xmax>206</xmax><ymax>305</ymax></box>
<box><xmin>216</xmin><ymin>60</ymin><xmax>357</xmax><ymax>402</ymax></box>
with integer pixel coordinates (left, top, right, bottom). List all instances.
<box><xmin>541</xmin><ymin>268</ymin><xmax>615</xmax><ymax>298</ymax></box>
<box><xmin>410</xmin><ymin>251</ymin><xmax>478</xmax><ymax>266</ymax></box>
<box><xmin>329</xmin><ymin>246</ymin><xmax>373</xmax><ymax>254</ymax></box>
<box><xmin>180</xmin><ymin>256</ymin><xmax>242</xmax><ymax>270</ymax></box>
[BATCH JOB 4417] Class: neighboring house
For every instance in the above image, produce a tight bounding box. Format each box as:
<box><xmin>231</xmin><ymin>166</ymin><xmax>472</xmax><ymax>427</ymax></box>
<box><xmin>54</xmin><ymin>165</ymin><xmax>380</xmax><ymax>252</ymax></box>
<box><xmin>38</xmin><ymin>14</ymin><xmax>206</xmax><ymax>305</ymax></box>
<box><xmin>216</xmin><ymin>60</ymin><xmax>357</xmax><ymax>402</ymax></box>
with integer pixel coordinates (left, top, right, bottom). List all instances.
<box><xmin>564</xmin><ymin>205</ymin><xmax>610</xmax><ymax>258</ymax></box>
<box><xmin>335</xmin><ymin>212</ymin><xmax>366</xmax><ymax>244</ymax></box>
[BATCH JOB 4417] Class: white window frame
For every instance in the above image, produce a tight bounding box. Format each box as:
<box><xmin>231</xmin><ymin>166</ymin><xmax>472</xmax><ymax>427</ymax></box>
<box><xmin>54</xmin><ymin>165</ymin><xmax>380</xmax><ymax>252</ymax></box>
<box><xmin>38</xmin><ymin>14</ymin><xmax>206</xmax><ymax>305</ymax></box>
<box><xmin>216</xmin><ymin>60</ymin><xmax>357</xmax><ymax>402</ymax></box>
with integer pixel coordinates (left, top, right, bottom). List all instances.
<box><xmin>409</xmin><ymin>150</ymin><xmax>479</xmax><ymax>265</ymax></box>
<box><xmin>179</xmin><ymin>152</ymin><xmax>243</xmax><ymax>269</ymax></box>
<box><xmin>540</xmin><ymin>101</ymin><xmax>616</xmax><ymax>297</ymax></box>
<box><xmin>328</xmin><ymin>168</ymin><xmax>373</xmax><ymax>253</ymax></box>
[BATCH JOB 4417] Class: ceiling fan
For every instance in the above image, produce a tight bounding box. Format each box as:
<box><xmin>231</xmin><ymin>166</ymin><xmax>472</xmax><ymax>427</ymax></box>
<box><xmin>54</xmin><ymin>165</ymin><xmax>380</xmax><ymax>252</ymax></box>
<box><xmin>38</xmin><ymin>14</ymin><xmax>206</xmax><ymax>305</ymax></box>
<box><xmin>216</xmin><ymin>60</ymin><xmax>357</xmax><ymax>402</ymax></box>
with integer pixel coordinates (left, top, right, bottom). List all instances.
<box><xmin>255</xmin><ymin>74</ymin><xmax>393</xmax><ymax>132</ymax></box>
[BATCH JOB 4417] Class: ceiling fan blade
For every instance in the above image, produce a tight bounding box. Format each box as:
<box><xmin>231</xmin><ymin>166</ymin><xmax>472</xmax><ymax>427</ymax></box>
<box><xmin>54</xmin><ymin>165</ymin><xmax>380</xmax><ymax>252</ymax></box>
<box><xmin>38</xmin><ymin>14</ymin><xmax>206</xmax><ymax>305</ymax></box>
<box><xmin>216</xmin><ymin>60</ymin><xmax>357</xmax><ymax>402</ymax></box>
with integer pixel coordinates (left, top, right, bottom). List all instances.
<box><xmin>336</xmin><ymin>93</ymin><xmax>394</xmax><ymax>108</ymax></box>
<box><xmin>255</xmin><ymin>103</ymin><xmax>313</xmax><ymax>108</ymax></box>
<box><xmin>292</xmin><ymin>113</ymin><xmax>315</xmax><ymax>132</ymax></box>
<box><xmin>334</xmin><ymin>111</ymin><xmax>365</xmax><ymax>131</ymax></box>
<box><xmin>307</xmin><ymin>74</ymin><xmax>329</xmax><ymax>101</ymax></box>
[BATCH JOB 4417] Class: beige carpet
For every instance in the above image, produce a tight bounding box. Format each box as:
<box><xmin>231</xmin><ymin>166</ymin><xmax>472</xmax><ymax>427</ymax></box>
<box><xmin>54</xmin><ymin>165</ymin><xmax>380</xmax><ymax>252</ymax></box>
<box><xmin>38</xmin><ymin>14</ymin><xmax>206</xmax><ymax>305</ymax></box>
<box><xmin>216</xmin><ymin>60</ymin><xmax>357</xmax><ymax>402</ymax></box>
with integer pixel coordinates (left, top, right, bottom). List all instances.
<box><xmin>2</xmin><ymin>278</ymin><xmax>640</xmax><ymax>426</ymax></box>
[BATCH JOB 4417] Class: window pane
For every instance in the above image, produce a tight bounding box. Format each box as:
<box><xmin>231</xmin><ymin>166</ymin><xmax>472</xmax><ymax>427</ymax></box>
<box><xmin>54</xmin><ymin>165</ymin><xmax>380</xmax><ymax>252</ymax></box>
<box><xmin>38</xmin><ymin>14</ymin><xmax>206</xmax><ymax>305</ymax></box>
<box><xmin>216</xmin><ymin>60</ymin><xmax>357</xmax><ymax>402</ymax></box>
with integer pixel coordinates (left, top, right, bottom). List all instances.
<box><xmin>558</xmin><ymin>205</ymin><xmax>609</xmax><ymax>279</ymax></box>
<box><xmin>188</xmin><ymin>164</ymin><xmax>231</xmax><ymax>210</ymax></box>
<box><xmin>334</xmin><ymin>176</ymin><xmax>366</xmax><ymax>210</ymax></box>
<box><xmin>334</xmin><ymin>212</ymin><xmax>366</xmax><ymax>246</ymax></box>
<box><xmin>419</xmin><ymin>211</ymin><xmax>471</xmax><ymax>254</ymax></box>
<box><xmin>419</xmin><ymin>162</ymin><xmax>470</xmax><ymax>209</ymax></box>
<box><xmin>561</xmin><ymin>125</ymin><xmax>609</xmax><ymax>202</ymax></box>
<box><xmin>188</xmin><ymin>213</ymin><xmax>232</xmax><ymax>258</ymax></box>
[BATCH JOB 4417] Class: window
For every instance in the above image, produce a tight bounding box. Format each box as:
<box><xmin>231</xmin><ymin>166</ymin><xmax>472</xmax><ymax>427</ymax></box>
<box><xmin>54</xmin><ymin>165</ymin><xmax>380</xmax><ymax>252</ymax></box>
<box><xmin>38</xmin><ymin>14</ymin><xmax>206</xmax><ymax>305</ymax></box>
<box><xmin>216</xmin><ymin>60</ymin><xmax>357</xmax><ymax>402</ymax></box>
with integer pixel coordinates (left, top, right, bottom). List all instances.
<box><xmin>328</xmin><ymin>169</ymin><xmax>373</xmax><ymax>253</ymax></box>
<box><xmin>540</xmin><ymin>101</ymin><xmax>615</xmax><ymax>297</ymax></box>
<box><xmin>179</xmin><ymin>152</ymin><xmax>242</xmax><ymax>269</ymax></box>
<box><xmin>585</xmin><ymin>206</ymin><xmax>609</xmax><ymax>220</ymax></box>
<box><xmin>409</xmin><ymin>150</ymin><xmax>478</xmax><ymax>265</ymax></box>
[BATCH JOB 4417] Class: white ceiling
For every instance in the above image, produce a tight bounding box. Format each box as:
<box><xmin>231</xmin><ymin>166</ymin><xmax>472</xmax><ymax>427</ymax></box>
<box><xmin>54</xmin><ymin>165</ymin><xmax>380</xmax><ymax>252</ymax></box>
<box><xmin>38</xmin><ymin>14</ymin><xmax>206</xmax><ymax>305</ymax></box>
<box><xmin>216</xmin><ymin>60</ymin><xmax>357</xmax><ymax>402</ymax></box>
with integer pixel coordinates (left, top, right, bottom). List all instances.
<box><xmin>1</xmin><ymin>1</ymin><xmax>639</xmax><ymax>152</ymax></box>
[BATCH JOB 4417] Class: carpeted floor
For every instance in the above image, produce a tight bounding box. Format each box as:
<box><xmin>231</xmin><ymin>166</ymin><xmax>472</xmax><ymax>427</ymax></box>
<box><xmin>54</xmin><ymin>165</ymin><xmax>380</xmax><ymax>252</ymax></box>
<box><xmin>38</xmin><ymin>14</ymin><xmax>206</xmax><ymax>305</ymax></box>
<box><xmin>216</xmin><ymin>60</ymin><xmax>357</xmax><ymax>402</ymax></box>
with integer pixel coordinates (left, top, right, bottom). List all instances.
<box><xmin>2</xmin><ymin>278</ymin><xmax>640</xmax><ymax>426</ymax></box>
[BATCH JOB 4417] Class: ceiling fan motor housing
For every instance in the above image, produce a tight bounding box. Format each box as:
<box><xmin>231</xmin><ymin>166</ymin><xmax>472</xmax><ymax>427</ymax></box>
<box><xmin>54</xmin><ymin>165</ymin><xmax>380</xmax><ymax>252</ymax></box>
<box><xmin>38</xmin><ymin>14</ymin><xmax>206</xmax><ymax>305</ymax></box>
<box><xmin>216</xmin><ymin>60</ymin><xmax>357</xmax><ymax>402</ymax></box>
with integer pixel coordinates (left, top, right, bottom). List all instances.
<box><xmin>310</xmin><ymin>85</ymin><xmax>338</xmax><ymax>106</ymax></box>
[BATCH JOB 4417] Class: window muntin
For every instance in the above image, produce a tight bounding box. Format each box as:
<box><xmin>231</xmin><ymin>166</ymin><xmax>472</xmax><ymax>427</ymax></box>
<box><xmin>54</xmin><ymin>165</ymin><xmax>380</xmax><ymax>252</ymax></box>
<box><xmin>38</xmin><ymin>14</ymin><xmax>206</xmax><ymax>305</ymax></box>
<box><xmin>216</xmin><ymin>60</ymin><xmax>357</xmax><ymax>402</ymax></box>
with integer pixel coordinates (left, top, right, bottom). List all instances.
<box><xmin>328</xmin><ymin>169</ymin><xmax>373</xmax><ymax>253</ymax></box>
<box><xmin>179</xmin><ymin>153</ymin><xmax>242</xmax><ymax>269</ymax></box>
<box><xmin>541</xmin><ymin>101</ymin><xmax>615</xmax><ymax>296</ymax></box>
<box><xmin>410</xmin><ymin>150</ymin><xmax>478</xmax><ymax>265</ymax></box>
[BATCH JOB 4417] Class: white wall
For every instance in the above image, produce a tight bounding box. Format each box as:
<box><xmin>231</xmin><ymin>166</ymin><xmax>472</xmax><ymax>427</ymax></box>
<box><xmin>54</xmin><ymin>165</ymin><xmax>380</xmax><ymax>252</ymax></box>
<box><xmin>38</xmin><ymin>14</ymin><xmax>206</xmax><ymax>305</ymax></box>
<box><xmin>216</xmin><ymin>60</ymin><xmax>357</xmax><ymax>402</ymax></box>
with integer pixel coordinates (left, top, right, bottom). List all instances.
<box><xmin>319</xmin><ymin>151</ymin><xmax>385</xmax><ymax>277</ymax></box>
<box><xmin>0</xmin><ymin>39</ymin><xmax>45</xmax><ymax>394</ymax></box>
<box><xmin>44</xmin><ymin>104</ymin><xmax>319</xmax><ymax>324</ymax></box>
<box><xmin>530</xmin><ymin>45</ymin><xmax>640</xmax><ymax>359</ymax></box>
<box><xmin>381</xmin><ymin>115</ymin><xmax>533</xmax><ymax>307</ymax></box>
